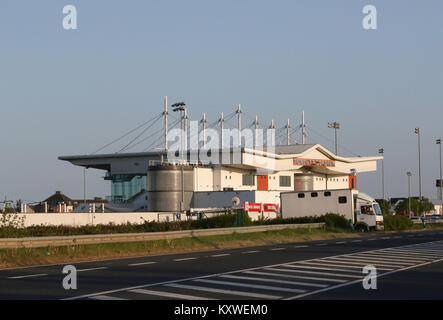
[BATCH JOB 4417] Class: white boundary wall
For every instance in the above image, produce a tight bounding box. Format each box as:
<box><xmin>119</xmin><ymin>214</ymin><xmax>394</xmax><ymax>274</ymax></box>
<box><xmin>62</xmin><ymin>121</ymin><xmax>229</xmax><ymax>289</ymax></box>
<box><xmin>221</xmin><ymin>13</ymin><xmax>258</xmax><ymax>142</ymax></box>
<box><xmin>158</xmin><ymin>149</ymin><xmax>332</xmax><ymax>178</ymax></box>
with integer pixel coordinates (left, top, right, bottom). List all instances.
<box><xmin>14</xmin><ymin>212</ymin><xmax>171</xmax><ymax>227</ymax></box>
<box><xmin>11</xmin><ymin>210</ymin><xmax>277</xmax><ymax>228</ymax></box>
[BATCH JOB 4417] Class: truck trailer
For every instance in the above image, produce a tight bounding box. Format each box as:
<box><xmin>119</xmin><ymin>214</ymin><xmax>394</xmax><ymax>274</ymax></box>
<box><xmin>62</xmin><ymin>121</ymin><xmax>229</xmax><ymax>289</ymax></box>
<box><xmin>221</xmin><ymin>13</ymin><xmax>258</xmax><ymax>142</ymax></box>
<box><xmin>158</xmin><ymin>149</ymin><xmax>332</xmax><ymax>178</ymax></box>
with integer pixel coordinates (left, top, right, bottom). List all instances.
<box><xmin>280</xmin><ymin>189</ymin><xmax>384</xmax><ymax>231</ymax></box>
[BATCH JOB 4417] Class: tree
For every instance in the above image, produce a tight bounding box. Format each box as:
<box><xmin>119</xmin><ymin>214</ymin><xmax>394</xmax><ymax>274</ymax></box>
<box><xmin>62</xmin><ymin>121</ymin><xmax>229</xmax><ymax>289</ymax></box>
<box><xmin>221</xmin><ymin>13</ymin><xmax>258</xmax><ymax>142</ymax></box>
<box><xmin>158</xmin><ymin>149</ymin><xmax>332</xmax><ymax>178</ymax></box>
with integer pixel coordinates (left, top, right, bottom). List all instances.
<box><xmin>395</xmin><ymin>197</ymin><xmax>434</xmax><ymax>216</ymax></box>
<box><xmin>376</xmin><ymin>199</ymin><xmax>391</xmax><ymax>215</ymax></box>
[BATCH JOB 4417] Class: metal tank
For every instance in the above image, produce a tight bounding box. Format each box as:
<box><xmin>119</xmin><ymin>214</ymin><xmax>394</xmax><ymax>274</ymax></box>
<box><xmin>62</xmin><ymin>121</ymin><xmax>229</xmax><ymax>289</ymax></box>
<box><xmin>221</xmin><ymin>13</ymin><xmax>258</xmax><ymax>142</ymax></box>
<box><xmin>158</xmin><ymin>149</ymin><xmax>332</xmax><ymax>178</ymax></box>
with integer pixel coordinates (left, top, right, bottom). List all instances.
<box><xmin>293</xmin><ymin>174</ymin><xmax>314</xmax><ymax>191</ymax></box>
<box><xmin>147</xmin><ymin>164</ymin><xmax>194</xmax><ymax>212</ymax></box>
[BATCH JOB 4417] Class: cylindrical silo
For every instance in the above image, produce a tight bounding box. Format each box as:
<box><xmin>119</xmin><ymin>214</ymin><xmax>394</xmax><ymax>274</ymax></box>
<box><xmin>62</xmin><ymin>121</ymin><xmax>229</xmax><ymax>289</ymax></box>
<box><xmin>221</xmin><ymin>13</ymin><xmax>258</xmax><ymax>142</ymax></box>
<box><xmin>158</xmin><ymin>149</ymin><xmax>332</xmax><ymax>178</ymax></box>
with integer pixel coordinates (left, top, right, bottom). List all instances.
<box><xmin>147</xmin><ymin>164</ymin><xmax>194</xmax><ymax>212</ymax></box>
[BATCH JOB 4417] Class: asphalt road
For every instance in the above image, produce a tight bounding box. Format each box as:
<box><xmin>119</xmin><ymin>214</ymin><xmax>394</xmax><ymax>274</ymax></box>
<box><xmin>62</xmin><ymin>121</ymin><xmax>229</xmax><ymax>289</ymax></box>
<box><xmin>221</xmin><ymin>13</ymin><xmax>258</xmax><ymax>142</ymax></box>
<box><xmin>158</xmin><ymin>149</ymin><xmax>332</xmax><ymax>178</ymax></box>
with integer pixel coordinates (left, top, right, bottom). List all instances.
<box><xmin>1</xmin><ymin>229</ymin><xmax>443</xmax><ymax>300</ymax></box>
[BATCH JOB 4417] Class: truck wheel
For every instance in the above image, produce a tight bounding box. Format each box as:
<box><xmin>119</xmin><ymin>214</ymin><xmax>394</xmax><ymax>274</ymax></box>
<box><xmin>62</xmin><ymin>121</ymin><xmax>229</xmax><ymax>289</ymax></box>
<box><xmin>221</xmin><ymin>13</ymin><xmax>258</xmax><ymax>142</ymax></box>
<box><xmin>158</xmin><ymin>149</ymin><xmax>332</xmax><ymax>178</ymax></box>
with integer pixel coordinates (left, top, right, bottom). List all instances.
<box><xmin>356</xmin><ymin>225</ymin><xmax>367</xmax><ymax>232</ymax></box>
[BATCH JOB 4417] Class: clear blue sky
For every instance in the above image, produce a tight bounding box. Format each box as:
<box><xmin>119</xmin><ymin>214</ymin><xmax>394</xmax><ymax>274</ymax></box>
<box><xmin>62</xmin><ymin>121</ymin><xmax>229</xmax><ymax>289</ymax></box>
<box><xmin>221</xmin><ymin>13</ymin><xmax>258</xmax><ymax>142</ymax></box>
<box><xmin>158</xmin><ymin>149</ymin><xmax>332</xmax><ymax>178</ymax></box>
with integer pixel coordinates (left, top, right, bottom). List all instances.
<box><xmin>1</xmin><ymin>0</ymin><xmax>443</xmax><ymax>203</ymax></box>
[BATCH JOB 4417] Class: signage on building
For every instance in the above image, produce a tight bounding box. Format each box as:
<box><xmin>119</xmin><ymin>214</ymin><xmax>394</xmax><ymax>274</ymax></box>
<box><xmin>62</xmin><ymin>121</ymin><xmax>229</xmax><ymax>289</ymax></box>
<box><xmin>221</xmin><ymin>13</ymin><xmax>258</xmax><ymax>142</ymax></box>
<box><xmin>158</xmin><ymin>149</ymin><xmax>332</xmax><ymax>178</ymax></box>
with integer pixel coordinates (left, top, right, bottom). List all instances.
<box><xmin>263</xmin><ymin>203</ymin><xmax>279</xmax><ymax>212</ymax></box>
<box><xmin>244</xmin><ymin>202</ymin><xmax>262</xmax><ymax>212</ymax></box>
<box><xmin>293</xmin><ymin>158</ymin><xmax>335</xmax><ymax>167</ymax></box>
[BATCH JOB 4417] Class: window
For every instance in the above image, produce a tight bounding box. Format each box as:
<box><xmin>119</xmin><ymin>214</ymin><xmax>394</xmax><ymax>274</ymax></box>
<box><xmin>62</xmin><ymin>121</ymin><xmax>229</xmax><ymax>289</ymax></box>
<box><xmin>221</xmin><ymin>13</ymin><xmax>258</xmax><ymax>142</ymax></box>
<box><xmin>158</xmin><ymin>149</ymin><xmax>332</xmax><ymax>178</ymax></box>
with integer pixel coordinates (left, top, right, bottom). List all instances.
<box><xmin>298</xmin><ymin>193</ymin><xmax>305</xmax><ymax>198</ymax></box>
<box><xmin>324</xmin><ymin>191</ymin><xmax>331</xmax><ymax>197</ymax></box>
<box><xmin>311</xmin><ymin>192</ymin><xmax>318</xmax><ymax>197</ymax></box>
<box><xmin>279</xmin><ymin>176</ymin><xmax>291</xmax><ymax>187</ymax></box>
<box><xmin>338</xmin><ymin>196</ymin><xmax>347</xmax><ymax>204</ymax></box>
<box><xmin>242</xmin><ymin>174</ymin><xmax>255</xmax><ymax>186</ymax></box>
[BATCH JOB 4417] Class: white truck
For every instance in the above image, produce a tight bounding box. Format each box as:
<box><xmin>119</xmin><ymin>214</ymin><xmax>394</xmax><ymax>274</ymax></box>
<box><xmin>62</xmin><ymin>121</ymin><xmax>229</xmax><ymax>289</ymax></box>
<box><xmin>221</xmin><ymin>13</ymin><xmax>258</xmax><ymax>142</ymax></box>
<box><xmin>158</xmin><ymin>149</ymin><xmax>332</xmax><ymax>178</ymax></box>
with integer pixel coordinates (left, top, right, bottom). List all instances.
<box><xmin>280</xmin><ymin>189</ymin><xmax>384</xmax><ymax>231</ymax></box>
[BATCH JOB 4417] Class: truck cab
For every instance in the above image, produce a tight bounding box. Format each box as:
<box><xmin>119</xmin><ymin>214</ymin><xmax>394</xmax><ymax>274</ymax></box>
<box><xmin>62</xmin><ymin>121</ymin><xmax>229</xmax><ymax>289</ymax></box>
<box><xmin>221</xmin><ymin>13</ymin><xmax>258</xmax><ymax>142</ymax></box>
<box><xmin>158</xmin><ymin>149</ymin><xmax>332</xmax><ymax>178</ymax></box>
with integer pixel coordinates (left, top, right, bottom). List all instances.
<box><xmin>354</xmin><ymin>192</ymin><xmax>384</xmax><ymax>231</ymax></box>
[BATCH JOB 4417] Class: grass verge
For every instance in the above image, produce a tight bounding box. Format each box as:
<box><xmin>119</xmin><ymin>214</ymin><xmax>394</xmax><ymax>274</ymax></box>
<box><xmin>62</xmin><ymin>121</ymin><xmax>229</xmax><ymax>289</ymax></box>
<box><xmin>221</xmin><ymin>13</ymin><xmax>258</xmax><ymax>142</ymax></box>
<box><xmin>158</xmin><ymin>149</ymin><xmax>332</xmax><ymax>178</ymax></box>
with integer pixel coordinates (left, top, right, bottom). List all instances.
<box><xmin>0</xmin><ymin>226</ymin><xmax>352</xmax><ymax>269</ymax></box>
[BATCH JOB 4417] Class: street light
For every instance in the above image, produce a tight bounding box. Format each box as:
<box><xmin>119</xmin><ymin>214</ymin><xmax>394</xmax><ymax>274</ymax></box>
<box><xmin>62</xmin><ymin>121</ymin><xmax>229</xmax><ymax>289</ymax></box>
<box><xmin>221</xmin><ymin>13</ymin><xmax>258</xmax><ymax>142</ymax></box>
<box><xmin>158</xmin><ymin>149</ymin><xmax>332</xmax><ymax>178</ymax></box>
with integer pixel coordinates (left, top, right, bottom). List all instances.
<box><xmin>172</xmin><ymin>102</ymin><xmax>187</xmax><ymax>161</ymax></box>
<box><xmin>172</xmin><ymin>101</ymin><xmax>187</xmax><ymax>214</ymax></box>
<box><xmin>328</xmin><ymin>122</ymin><xmax>340</xmax><ymax>155</ymax></box>
<box><xmin>437</xmin><ymin>139</ymin><xmax>442</xmax><ymax>205</ymax></box>
<box><xmin>414</xmin><ymin>128</ymin><xmax>422</xmax><ymax>200</ymax></box>
<box><xmin>378</xmin><ymin>148</ymin><xmax>385</xmax><ymax>199</ymax></box>
<box><xmin>406</xmin><ymin>171</ymin><xmax>412</xmax><ymax>216</ymax></box>
<box><xmin>414</xmin><ymin>128</ymin><xmax>422</xmax><ymax>216</ymax></box>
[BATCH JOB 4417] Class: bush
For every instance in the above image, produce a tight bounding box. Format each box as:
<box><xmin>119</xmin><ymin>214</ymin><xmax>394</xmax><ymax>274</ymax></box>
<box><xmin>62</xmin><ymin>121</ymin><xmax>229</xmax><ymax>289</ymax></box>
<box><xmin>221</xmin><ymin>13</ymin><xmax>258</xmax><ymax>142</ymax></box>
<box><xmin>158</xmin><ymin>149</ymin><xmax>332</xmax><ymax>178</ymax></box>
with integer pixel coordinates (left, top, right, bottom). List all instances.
<box><xmin>323</xmin><ymin>213</ymin><xmax>351</xmax><ymax>230</ymax></box>
<box><xmin>0</xmin><ymin>212</ymin><xmax>347</xmax><ymax>238</ymax></box>
<box><xmin>383</xmin><ymin>215</ymin><xmax>413</xmax><ymax>231</ymax></box>
<box><xmin>252</xmin><ymin>216</ymin><xmax>324</xmax><ymax>225</ymax></box>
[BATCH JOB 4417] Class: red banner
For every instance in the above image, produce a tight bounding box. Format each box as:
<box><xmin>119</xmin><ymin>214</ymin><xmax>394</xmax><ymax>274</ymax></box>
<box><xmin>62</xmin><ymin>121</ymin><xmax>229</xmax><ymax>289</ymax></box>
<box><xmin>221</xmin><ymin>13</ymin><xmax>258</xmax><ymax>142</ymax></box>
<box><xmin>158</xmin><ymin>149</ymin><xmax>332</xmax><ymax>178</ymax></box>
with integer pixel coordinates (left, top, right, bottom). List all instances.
<box><xmin>244</xmin><ymin>202</ymin><xmax>262</xmax><ymax>212</ymax></box>
<box><xmin>263</xmin><ymin>203</ymin><xmax>279</xmax><ymax>212</ymax></box>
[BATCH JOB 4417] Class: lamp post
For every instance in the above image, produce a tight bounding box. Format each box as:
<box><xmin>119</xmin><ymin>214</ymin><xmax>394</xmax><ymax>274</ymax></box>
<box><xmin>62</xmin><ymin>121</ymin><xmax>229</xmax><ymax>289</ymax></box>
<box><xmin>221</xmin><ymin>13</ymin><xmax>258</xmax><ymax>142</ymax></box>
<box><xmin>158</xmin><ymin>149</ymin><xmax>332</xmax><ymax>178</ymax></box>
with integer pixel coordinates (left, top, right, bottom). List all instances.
<box><xmin>172</xmin><ymin>102</ymin><xmax>187</xmax><ymax>214</ymax></box>
<box><xmin>437</xmin><ymin>139</ymin><xmax>443</xmax><ymax>214</ymax></box>
<box><xmin>378</xmin><ymin>148</ymin><xmax>385</xmax><ymax>199</ymax></box>
<box><xmin>328</xmin><ymin>122</ymin><xmax>340</xmax><ymax>155</ymax></box>
<box><xmin>437</xmin><ymin>139</ymin><xmax>442</xmax><ymax>204</ymax></box>
<box><xmin>414</xmin><ymin>128</ymin><xmax>422</xmax><ymax>216</ymax></box>
<box><xmin>407</xmin><ymin>172</ymin><xmax>412</xmax><ymax>216</ymax></box>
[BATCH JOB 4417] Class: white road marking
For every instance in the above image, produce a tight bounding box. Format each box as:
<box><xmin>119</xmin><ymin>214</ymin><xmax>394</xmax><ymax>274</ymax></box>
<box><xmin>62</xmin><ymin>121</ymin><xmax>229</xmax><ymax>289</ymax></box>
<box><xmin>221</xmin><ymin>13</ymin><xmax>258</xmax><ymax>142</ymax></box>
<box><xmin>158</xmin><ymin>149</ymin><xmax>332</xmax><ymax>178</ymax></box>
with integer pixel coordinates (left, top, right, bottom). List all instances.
<box><xmin>210</xmin><ymin>254</ymin><xmax>231</xmax><ymax>257</ymax></box>
<box><xmin>263</xmin><ymin>267</ymin><xmax>362</xmax><ymax>279</ymax></box>
<box><xmin>294</xmin><ymin>245</ymin><xmax>309</xmax><ymax>248</ymax></box>
<box><xmin>367</xmin><ymin>238</ymin><xmax>377</xmax><ymax>241</ymax></box>
<box><xmin>354</xmin><ymin>252</ymin><xmax>434</xmax><ymax>262</ymax></box>
<box><xmin>173</xmin><ymin>257</ymin><xmax>197</xmax><ymax>262</ymax></box>
<box><xmin>242</xmin><ymin>250</ymin><xmax>260</xmax><ymax>254</ymax></box>
<box><xmin>243</xmin><ymin>270</ymin><xmax>347</xmax><ymax>283</ymax></box>
<box><xmin>335</xmin><ymin>241</ymin><xmax>347</xmax><ymax>244</ymax></box>
<box><xmin>129</xmin><ymin>288</ymin><xmax>213</xmax><ymax>300</ymax></box>
<box><xmin>284</xmin><ymin>255</ymin><xmax>443</xmax><ymax>300</ymax></box>
<box><xmin>220</xmin><ymin>274</ymin><xmax>328</xmax><ymax>288</ymax></box>
<box><xmin>381</xmin><ymin>249</ymin><xmax>443</xmax><ymax>258</ymax></box>
<box><xmin>89</xmin><ymin>295</ymin><xmax>127</xmax><ymax>300</ymax></box>
<box><xmin>322</xmin><ymin>257</ymin><xmax>413</xmax><ymax>267</ymax></box>
<box><xmin>391</xmin><ymin>247</ymin><xmax>443</xmax><ymax>253</ymax></box>
<box><xmin>271</xmin><ymin>248</ymin><xmax>286</xmax><ymax>251</ymax></box>
<box><xmin>286</xmin><ymin>263</ymin><xmax>362</xmax><ymax>274</ymax></box>
<box><xmin>128</xmin><ymin>262</ymin><xmax>157</xmax><ymax>267</ymax></box>
<box><xmin>77</xmin><ymin>267</ymin><xmax>108</xmax><ymax>272</ymax></box>
<box><xmin>165</xmin><ymin>283</ymin><xmax>281</xmax><ymax>299</ymax></box>
<box><xmin>351</xmin><ymin>240</ymin><xmax>362</xmax><ymax>243</ymax></box>
<box><xmin>316</xmin><ymin>243</ymin><xmax>327</xmax><ymax>246</ymax></box>
<box><xmin>194</xmin><ymin>279</ymin><xmax>307</xmax><ymax>293</ymax></box>
<box><xmin>294</xmin><ymin>261</ymin><xmax>394</xmax><ymax>271</ymax></box>
<box><xmin>7</xmin><ymin>273</ymin><xmax>48</xmax><ymax>279</ymax></box>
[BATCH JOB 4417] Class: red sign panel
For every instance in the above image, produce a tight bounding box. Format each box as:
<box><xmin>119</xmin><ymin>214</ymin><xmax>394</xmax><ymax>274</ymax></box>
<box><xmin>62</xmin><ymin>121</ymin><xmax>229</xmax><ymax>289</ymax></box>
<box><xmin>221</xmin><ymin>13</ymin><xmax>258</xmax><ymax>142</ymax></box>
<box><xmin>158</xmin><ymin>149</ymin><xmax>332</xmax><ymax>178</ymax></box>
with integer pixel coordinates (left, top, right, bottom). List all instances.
<box><xmin>244</xmin><ymin>202</ymin><xmax>262</xmax><ymax>212</ymax></box>
<box><xmin>263</xmin><ymin>203</ymin><xmax>279</xmax><ymax>212</ymax></box>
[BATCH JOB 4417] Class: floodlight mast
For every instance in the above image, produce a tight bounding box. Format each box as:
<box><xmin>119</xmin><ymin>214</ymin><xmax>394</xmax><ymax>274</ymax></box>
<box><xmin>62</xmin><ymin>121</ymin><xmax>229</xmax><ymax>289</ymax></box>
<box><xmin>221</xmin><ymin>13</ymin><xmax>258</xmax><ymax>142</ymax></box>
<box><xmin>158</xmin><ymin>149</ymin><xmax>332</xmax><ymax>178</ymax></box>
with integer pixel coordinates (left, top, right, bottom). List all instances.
<box><xmin>172</xmin><ymin>101</ymin><xmax>187</xmax><ymax>214</ymax></box>
<box><xmin>328</xmin><ymin>121</ymin><xmax>340</xmax><ymax>155</ymax></box>
<box><xmin>378</xmin><ymin>148</ymin><xmax>385</xmax><ymax>199</ymax></box>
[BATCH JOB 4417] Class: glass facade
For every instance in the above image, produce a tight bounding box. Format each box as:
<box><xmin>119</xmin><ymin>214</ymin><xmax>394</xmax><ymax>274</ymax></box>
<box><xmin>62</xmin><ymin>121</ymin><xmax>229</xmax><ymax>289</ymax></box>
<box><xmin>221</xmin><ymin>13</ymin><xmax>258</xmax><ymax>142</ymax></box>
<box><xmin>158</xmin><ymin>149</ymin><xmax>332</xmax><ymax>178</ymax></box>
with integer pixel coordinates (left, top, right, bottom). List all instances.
<box><xmin>108</xmin><ymin>175</ymin><xmax>147</xmax><ymax>203</ymax></box>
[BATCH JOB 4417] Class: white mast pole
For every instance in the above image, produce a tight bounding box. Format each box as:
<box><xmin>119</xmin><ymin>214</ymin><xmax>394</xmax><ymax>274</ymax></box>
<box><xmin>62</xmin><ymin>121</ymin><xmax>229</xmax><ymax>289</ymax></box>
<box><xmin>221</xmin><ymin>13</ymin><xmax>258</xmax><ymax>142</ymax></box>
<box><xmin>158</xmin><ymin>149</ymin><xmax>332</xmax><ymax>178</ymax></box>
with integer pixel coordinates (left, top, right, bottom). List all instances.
<box><xmin>164</xmin><ymin>96</ymin><xmax>168</xmax><ymax>151</ymax></box>
<box><xmin>201</xmin><ymin>113</ymin><xmax>207</xmax><ymax>148</ymax></box>
<box><xmin>237</xmin><ymin>104</ymin><xmax>242</xmax><ymax>147</ymax></box>
<box><xmin>302</xmin><ymin>110</ymin><xmax>306</xmax><ymax>144</ymax></box>
<box><xmin>254</xmin><ymin>115</ymin><xmax>259</xmax><ymax>147</ymax></box>
<box><xmin>286</xmin><ymin>118</ymin><xmax>290</xmax><ymax>145</ymax></box>
<box><xmin>220</xmin><ymin>112</ymin><xmax>224</xmax><ymax>149</ymax></box>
